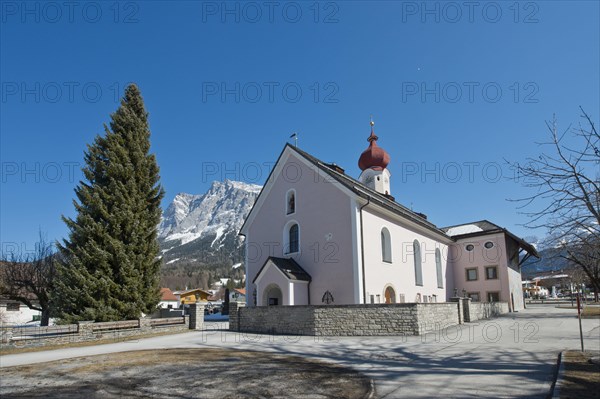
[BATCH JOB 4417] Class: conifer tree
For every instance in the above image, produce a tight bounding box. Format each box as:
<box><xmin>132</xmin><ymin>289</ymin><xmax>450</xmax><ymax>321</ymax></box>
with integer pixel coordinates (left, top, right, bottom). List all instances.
<box><xmin>53</xmin><ymin>84</ymin><xmax>164</xmax><ymax>323</ymax></box>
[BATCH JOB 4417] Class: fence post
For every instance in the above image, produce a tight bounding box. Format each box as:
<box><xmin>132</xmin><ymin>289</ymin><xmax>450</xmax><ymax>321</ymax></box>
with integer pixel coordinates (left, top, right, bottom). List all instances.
<box><xmin>0</xmin><ymin>326</ymin><xmax>13</xmax><ymax>346</ymax></box>
<box><xmin>229</xmin><ymin>301</ymin><xmax>245</xmax><ymax>332</ymax></box>
<box><xmin>139</xmin><ymin>317</ymin><xmax>151</xmax><ymax>331</ymax></box>
<box><xmin>450</xmin><ymin>297</ymin><xmax>464</xmax><ymax>324</ymax></box>
<box><xmin>461</xmin><ymin>297</ymin><xmax>472</xmax><ymax>322</ymax></box>
<box><xmin>189</xmin><ymin>302</ymin><xmax>205</xmax><ymax>330</ymax></box>
<box><xmin>77</xmin><ymin>320</ymin><xmax>95</xmax><ymax>339</ymax></box>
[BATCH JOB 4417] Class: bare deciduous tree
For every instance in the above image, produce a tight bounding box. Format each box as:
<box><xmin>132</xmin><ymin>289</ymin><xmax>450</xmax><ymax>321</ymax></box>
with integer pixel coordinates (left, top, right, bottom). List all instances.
<box><xmin>510</xmin><ymin>107</ymin><xmax>599</xmax><ymax>300</ymax></box>
<box><xmin>0</xmin><ymin>232</ymin><xmax>56</xmax><ymax>326</ymax></box>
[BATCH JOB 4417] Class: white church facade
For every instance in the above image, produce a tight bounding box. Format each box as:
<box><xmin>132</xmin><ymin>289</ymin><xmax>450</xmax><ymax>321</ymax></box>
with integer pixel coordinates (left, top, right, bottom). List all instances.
<box><xmin>239</xmin><ymin>122</ymin><xmax>538</xmax><ymax>311</ymax></box>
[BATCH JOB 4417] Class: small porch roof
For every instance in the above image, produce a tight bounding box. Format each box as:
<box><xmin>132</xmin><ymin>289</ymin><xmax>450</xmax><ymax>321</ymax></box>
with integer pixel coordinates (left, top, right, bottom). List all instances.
<box><xmin>252</xmin><ymin>257</ymin><xmax>311</xmax><ymax>284</ymax></box>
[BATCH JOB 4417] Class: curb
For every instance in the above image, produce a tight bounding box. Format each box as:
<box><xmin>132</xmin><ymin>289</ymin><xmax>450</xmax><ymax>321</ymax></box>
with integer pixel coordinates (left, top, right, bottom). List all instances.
<box><xmin>366</xmin><ymin>379</ymin><xmax>376</xmax><ymax>399</ymax></box>
<box><xmin>550</xmin><ymin>351</ymin><xmax>564</xmax><ymax>399</ymax></box>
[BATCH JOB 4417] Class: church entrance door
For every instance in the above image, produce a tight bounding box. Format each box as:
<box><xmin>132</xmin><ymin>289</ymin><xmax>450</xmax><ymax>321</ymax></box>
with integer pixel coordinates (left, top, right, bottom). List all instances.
<box><xmin>384</xmin><ymin>286</ymin><xmax>396</xmax><ymax>304</ymax></box>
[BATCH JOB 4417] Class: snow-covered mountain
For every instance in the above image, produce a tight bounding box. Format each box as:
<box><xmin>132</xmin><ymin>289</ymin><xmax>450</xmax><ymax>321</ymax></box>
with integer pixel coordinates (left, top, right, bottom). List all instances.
<box><xmin>158</xmin><ymin>180</ymin><xmax>261</xmax><ymax>266</ymax></box>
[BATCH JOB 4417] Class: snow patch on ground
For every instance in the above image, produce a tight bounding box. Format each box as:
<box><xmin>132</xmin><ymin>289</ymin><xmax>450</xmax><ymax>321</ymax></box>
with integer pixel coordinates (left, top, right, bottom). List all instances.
<box><xmin>204</xmin><ymin>312</ymin><xmax>229</xmax><ymax>321</ymax></box>
<box><xmin>166</xmin><ymin>258</ymin><xmax>180</xmax><ymax>265</ymax></box>
<box><xmin>232</xmin><ymin>263</ymin><xmax>242</xmax><ymax>269</ymax></box>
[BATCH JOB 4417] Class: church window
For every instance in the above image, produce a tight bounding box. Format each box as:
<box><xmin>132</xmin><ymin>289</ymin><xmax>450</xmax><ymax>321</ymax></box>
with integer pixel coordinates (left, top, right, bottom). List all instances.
<box><xmin>435</xmin><ymin>248</ymin><xmax>444</xmax><ymax>288</ymax></box>
<box><xmin>381</xmin><ymin>228</ymin><xmax>392</xmax><ymax>263</ymax></box>
<box><xmin>484</xmin><ymin>241</ymin><xmax>494</xmax><ymax>249</ymax></box>
<box><xmin>465</xmin><ymin>244</ymin><xmax>475</xmax><ymax>251</ymax></box>
<box><xmin>286</xmin><ymin>190</ymin><xmax>296</xmax><ymax>215</ymax></box>
<box><xmin>414</xmin><ymin>240</ymin><xmax>423</xmax><ymax>286</ymax></box>
<box><xmin>288</xmin><ymin>223</ymin><xmax>299</xmax><ymax>253</ymax></box>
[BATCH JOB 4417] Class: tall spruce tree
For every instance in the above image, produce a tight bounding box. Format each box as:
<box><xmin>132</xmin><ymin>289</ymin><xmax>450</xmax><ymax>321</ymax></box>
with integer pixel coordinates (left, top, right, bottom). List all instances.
<box><xmin>53</xmin><ymin>84</ymin><xmax>164</xmax><ymax>323</ymax></box>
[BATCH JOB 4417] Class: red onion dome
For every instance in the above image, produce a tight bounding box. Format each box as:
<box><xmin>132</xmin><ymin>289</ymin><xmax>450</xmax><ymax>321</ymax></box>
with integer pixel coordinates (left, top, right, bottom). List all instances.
<box><xmin>358</xmin><ymin>123</ymin><xmax>390</xmax><ymax>171</ymax></box>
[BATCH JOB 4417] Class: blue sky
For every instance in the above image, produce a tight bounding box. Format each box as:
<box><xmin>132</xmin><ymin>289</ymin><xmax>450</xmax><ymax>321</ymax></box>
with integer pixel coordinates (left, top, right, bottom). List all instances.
<box><xmin>1</xmin><ymin>1</ymin><xmax>599</xmax><ymax>253</ymax></box>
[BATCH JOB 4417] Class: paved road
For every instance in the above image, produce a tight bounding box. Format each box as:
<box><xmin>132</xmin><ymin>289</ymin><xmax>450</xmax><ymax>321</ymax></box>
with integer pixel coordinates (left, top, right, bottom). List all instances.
<box><xmin>1</xmin><ymin>304</ymin><xmax>599</xmax><ymax>398</ymax></box>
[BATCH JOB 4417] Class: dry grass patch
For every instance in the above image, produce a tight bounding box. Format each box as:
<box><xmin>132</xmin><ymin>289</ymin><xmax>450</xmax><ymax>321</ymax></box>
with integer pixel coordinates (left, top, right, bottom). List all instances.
<box><xmin>0</xmin><ymin>348</ymin><xmax>372</xmax><ymax>398</ymax></box>
<box><xmin>580</xmin><ymin>307</ymin><xmax>600</xmax><ymax>317</ymax></box>
<box><xmin>559</xmin><ymin>350</ymin><xmax>600</xmax><ymax>399</ymax></box>
<box><xmin>0</xmin><ymin>330</ymin><xmax>193</xmax><ymax>355</ymax></box>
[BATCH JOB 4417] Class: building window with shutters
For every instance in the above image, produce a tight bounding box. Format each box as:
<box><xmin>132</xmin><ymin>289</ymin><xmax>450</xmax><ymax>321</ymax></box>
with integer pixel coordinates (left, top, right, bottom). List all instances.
<box><xmin>466</xmin><ymin>268</ymin><xmax>478</xmax><ymax>281</ymax></box>
<box><xmin>485</xmin><ymin>266</ymin><xmax>498</xmax><ymax>280</ymax></box>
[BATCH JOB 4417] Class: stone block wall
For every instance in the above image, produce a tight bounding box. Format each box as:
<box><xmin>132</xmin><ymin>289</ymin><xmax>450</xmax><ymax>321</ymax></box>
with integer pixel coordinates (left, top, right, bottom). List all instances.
<box><xmin>1</xmin><ymin>315</ymin><xmax>191</xmax><ymax>350</ymax></box>
<box><xmin>467</xmin><ymin>302</ymin><xmax>509</xmax><ymax>321</ymax></box>
<box><xmin>232</xmin><ymin>303</ymin><xmax>460</xmax><ymax>336</ymax></box>
<box><xmin>236</xmin><ymin>305</ymin><xmax>315</xmax><ymax>335</ymax></box>
<box><xmin>416</xmin><ymin>303</ymin><xmax>461</xmax><ymax>334</ymax></box>
<box><xmin>312</xmin><ymin>304</ymin><xmax>422</xmax><ymax>336</ymax></box>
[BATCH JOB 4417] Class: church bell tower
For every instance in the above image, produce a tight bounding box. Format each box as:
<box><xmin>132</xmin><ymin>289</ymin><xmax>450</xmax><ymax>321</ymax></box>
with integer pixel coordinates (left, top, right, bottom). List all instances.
<box><xmin>358</xmin><ymin>119</ymin><xmax>392</xmax><ymax>197</ymax></box>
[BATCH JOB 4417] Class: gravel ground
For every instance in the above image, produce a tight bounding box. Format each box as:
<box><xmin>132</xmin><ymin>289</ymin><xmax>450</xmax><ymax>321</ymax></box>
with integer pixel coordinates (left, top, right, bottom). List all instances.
<box><xmin>0</xmin><ymin>348</ymin><xmax>372</xmax><ymax>398</ymax></box>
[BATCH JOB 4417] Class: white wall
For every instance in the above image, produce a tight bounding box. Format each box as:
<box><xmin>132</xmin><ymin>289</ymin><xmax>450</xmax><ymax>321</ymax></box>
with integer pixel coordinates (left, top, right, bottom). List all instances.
<box><xmin>0</xmin><ymin>302</ymin><xmax>41</xmax><ymax>325</ymax></box>
<box><xmin>246</xmin><ymin>150</ymin><xmax>356</xmax><ymax>306</ymax></box>
<box><xmin>158</xmin><ymin>300</ymin><xmax>179</xmax><ymax>309</ymax></box>
<box><xmin>361</xmin><ymin>206</ymin><xmax>452</xmax><ymax>304</ymax></box>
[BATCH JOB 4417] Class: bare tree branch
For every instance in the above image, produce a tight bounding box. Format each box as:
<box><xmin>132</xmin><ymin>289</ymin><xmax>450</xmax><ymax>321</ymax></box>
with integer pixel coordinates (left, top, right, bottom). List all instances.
<box><xmin>508</xmin><ymin>109</ymin><xmax>600</xmax><ymax>297</ymax></box>
<box><xmin>0</xmin><ymin>231</ymin><xmax>56</xmax><ymax>325</ymax></box>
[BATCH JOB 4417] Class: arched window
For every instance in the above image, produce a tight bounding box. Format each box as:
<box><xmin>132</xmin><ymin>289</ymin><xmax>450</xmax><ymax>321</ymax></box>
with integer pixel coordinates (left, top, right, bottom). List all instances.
<box><xmin>435</xmin><ymin>248</ymin><xmax>443</xmax><ymax>288</ymax></box>
<box><xmin>414</xmin><ymin>240</ymin><xmax>423</xmax><ymax>286</ymax></box>
<box><xmin>286</xmin><ymin>190</ymin><xmax>296</xmax><ymax>215</ymax></box>
<box><xmin>283</xmin><ymin>222</ymin><xmax>300</xmax><ymax>255</ymax></box>
<box><xmin>381</xmin><ymin>227</ymin><xmax>392</xmax><ymax>263</ymax></box>
<box><xmin>289</xmin><ymin>224</ymin><xmax>299</xmax><ymax>253</ymax></box>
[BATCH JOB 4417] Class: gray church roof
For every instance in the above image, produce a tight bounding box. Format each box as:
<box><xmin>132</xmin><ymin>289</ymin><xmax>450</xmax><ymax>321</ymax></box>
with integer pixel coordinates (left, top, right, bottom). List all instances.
<box><xmin>240</xmin><ymin>144</ymin><xmax>538</xmax><ymax>258</ymax></box>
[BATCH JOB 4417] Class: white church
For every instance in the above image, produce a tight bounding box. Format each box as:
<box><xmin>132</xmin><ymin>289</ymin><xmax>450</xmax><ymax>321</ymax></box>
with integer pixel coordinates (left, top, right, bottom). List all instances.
<box><xmin>239</xmin><ymin>122</ymin><xmax>538</xmax><ymax>311</ymax></box>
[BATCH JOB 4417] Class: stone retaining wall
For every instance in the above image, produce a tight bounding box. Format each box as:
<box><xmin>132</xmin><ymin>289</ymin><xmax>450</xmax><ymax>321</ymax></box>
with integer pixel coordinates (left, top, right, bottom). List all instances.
<box><xmin>466</xmin><ymin>302</ymin><xmax>509</xmax><ymax>322</ymax></box>
<box><xmin>1</xmin><ymin>315</ymin><xmax>192</xmax><ymax>350</ymax></box>
<box><xmin>231</xmin><ymin>303</ymin><xmax>461</xmax><ymax>336</ymax></box>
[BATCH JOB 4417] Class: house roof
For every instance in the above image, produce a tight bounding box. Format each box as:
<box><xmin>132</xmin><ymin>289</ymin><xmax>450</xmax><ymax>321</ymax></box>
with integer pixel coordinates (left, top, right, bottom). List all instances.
<box><xmin>179</xmin><ymin>288</ymin><xmax>212</xmax><ymax>297</ymax></box>
<box><xmin>234</xmin><ymin>288</ymin><xmax>246</xmax><ymax>295</ymax></box>
<box><xmin>441</xmin><ymin>220</ymin><xmax>502</xmax><ymax>235</ymax></box>
<box><xmin>160</xmin><ymin>288</ymin><xmax>178</xmax><ymax>302</ymax></box>
<box><xmin>252</xmin><ymin>257</ymin><xmax>312</xmax><ymax>284</ymax></box>
<box><xmin>441</xmin><ymin>220</ymin><xmax>539</xmax><ymax>258</ymax></box>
